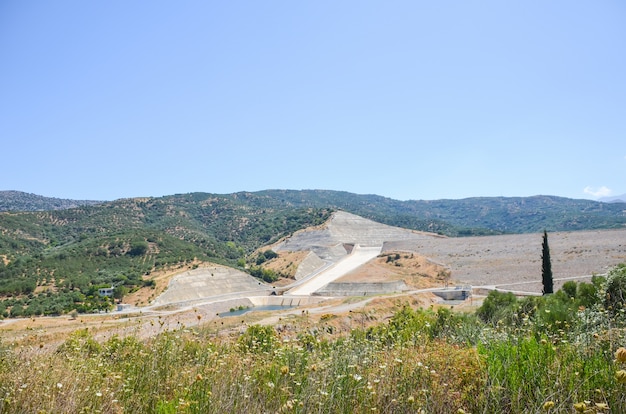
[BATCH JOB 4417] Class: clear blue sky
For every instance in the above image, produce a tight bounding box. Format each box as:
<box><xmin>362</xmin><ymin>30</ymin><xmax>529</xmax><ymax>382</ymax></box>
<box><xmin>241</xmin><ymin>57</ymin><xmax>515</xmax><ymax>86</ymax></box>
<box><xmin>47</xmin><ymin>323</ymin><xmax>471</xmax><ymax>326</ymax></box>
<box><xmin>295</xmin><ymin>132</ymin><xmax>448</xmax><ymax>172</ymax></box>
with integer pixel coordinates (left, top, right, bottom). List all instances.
<box><xmin>2</xmin><ymin>1</ymin><xmax>625</xmax><ymax>201</ymax></box>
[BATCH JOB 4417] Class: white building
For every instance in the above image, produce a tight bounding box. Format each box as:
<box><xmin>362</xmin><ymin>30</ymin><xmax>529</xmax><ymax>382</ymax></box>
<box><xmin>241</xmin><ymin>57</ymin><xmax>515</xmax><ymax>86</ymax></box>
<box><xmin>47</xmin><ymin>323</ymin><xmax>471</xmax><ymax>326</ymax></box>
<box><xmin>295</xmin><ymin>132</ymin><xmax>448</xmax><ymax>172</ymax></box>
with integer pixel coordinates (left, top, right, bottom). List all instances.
<box><xmin>98</xmin><ymin>286</ymin><xmax>114</xmax><ymax>297</ymax></box>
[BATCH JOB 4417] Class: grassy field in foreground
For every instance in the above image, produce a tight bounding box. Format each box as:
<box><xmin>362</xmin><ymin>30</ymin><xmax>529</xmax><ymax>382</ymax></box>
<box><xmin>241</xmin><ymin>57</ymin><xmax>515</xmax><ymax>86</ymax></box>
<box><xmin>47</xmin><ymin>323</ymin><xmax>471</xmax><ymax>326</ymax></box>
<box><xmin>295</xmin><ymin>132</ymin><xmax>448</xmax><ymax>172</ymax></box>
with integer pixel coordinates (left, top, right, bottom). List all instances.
<box><xmin>1</xmin><ymin>265</ymin><xmax>626</xmax><ymax>413</ymax></box>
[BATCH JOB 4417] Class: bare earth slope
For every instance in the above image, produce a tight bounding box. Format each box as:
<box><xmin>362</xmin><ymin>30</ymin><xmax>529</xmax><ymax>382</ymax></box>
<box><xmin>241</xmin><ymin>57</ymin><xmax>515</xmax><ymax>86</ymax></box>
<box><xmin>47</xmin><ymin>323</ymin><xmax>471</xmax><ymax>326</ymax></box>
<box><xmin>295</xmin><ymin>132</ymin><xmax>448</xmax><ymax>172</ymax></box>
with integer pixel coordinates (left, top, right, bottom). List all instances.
<box><xmin>385</xmin><ymin>229</ymin><xmax>626</xmax><ymax>292</ymax></box>
<box><xmin>144</xmin><ymin>212</ymin><xmax>626</xmax><ymax>305</ymax></box>
<box><xmin>272</xmin><ymin>211</ymin><xmax>626</xmax><ymax>294</ymax></box>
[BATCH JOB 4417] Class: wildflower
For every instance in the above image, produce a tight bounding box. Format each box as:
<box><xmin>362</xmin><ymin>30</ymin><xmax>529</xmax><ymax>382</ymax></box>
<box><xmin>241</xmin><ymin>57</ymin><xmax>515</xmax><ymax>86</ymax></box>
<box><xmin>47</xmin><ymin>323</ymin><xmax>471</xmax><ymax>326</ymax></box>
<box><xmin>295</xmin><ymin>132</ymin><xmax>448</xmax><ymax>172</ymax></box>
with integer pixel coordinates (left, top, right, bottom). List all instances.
<box><xmin>615</xmin><ymin>347</ymin><xmax>626</xmax><ymax>363</ymax></box>
<box><xmin>95</xmin><ymin>392</ymin><xmax>102</xmax><ymax>397</ymax></box>
<box><xmin>573</xmin><ymin>402</ymin><xmax>586</xmax><ymax>412</ymax></box>
<box><xmin>195</xmin><ymin>374</ymin><xmax>203</xmax><ymax>381</ymax></box>
<box><xmin>56</xmin><ymin>383</ymin><xmax>63</xmax><ymax>389</ymax></box>
<box><xmin>615</xmin><ymin>370</ymin><xmax>626</xmax><ymax>383</ymax></box>
<box><xmin>543</xmin><ymin>401</ymin><xmax>555</xmax><ymax>410</ymax></box>
<box><xmin>407</xmin><ymin>395</ymin><xmax>415</xmax><ymax>403</ymax></box>
<box><xmin>595</xmin><ymin>402</ymin><xmax>609</xmax><ymax>410</ymax></box>
<box><xmin>353</xmin><ymin>374</ymin><xmax>362</xmax><ymax>381</ymax></box>
<box><xmin>280</xmin><ymin>366</ymin><xmax>290</xmax><ymax>375</ymax></box>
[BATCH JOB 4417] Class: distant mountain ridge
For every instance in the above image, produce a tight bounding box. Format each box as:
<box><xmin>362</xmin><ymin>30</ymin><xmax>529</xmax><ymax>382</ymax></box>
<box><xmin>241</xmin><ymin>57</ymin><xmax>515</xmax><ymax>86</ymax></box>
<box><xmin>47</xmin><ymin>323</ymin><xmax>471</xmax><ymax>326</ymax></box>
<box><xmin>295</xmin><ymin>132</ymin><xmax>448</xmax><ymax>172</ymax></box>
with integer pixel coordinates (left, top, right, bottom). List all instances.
<box><xmin>1</xmin><ymin>189</ymin><xmax>626</xmax><ymax>234</ymax></box>
<box><xmin>600</xmin><ymin>194</ymin><xmax>626</xmax><ymax>203</ymax></box>
<box><xmin>0</xmin><ymin>191</ymin><xmax>102</xmax><ymax>212</ymax></box>
<box><xmin>248</xmin><ymin>190</ymin><xmax>626</xmax><ymax>234</ymax></box>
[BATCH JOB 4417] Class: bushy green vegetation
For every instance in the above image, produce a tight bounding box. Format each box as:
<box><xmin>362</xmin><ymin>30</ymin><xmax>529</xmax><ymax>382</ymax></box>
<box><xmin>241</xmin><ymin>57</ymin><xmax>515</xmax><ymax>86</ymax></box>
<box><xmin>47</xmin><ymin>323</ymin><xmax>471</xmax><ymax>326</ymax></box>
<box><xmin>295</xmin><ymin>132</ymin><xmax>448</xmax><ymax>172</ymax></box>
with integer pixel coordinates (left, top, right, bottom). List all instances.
<box><xmin>0</xmin><ymin>195</ymin><xmax>332</xmax><ymax>316</ymax></box>
<box><xmin>0</xmin><ymin>264</ymin><xmax>625</xmax><ymax>413</ymax></box>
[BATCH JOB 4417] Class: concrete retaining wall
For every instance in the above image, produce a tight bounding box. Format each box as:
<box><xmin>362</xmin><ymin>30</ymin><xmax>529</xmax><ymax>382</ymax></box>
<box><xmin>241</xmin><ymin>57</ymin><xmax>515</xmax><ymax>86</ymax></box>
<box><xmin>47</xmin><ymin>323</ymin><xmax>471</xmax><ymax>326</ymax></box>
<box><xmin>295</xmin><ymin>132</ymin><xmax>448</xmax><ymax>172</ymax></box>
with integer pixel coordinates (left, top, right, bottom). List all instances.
<box><xmin>313</xmin><ymin>281</ymin><xmax>408</xmax><ymax>297</ymax></box>
<box><xmin>248</xmin><ymin>296</ymin><xmax>328</xmax><ymax>306</ymax></box>
<box><xmin>432</xmin><ymin>288</ymin><xmax>471</xmax><ymax>300</ymax></box>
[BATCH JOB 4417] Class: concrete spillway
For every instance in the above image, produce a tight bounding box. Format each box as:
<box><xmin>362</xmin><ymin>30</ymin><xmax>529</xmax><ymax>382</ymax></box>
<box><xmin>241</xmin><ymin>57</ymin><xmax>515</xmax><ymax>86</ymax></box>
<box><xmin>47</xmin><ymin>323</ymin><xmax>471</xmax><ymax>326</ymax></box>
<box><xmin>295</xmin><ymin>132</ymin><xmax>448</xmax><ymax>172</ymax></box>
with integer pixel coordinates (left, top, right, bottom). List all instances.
<box><xmin>285</xmin><ymin>245</ymin><xmax>382</xmax><ymax>296</ymax></box>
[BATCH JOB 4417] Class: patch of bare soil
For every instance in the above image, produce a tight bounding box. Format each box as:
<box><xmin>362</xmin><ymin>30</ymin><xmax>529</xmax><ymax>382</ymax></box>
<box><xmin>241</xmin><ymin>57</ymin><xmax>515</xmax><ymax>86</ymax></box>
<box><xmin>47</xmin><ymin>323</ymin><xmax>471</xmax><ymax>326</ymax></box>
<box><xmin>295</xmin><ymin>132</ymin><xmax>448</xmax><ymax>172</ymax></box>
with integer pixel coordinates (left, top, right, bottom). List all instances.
<box><xmin>124</xmin><ymin>261</ymin><xmax>207</xmax><ymax>307</ymax></box>
<box><xmin>243</xmin><ymin>292</ymin><xmax>441</xmax><ymax>342</ymax></box>
<box><xmin>336</xmin><ymin>251</ymin><xmax>450</xmax><ymax>289</ymax></box>
<box><xmin>261</xmin><ymin>251</ymin><xmax>310</xmax><ymax>279</ymax></box>
<box><xmin>384</xmin><ymin>228</ymin><xmax>626</xmax><ymax>292</ymax></box>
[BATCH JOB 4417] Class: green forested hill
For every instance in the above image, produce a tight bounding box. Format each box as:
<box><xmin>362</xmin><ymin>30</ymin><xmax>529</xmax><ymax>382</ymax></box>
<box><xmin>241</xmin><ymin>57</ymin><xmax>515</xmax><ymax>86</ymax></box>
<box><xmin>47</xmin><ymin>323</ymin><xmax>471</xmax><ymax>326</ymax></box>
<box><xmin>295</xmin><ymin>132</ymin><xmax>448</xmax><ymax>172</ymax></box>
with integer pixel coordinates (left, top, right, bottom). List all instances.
<box><xmin>0</xmin><ymin>190</ymin><xmax>102</xmax><ymax>211</ymax></box>
<box><xmin>0</xmin><ymin>193</ymin><xmax>333</xmax><ymax>316</ymax></box>
<box><xmin>253</xmin><ymin>190</ymin><xmax>626</xmax><ymax>234</ymax></box>
<box><xmin>0</xmin><ymin>190</ymin><xmax>625</xmax><ymax>317</ymax></box>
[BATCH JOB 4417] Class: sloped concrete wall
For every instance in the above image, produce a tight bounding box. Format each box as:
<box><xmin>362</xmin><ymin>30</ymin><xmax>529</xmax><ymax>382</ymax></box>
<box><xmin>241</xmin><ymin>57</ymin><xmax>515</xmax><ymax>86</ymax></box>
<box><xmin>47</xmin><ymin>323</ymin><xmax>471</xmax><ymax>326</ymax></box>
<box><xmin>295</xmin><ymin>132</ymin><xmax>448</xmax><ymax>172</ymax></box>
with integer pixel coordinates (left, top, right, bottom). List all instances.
<box><xmin>153</xmin><ymin>265</ymin><xmax>272</xmax><ymax>306</ymax></box>
<box><xmin>293</xmin><ymin>251</ymin><xmax>326</xmax><ymax>280</ymax></box>
<box><xmin>275</xmin><ymin>212</ymin><xmax>436</xmax><ymax>254</ymax></box>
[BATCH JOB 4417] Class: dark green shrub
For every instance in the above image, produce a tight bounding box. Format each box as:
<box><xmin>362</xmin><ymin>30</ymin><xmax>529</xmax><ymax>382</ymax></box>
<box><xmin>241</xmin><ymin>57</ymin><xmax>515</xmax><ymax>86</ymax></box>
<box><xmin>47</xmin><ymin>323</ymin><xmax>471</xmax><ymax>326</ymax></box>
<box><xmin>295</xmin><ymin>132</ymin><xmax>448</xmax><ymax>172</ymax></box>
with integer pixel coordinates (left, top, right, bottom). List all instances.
<box><xmin>476</xmin><ymin>290</ymin><xmax>518</xmax><ymax>325</ymax></box>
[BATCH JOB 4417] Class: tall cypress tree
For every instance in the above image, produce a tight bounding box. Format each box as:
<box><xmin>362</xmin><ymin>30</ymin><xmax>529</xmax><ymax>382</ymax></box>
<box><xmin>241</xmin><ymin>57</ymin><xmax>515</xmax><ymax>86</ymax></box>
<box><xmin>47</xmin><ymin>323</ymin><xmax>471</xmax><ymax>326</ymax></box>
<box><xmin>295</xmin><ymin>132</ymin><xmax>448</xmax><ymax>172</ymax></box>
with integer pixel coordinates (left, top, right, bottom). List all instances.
<box><xmin>541</xmin><ymin>230</ymin><xmax>553</xmax><ymax>295</ymax></box>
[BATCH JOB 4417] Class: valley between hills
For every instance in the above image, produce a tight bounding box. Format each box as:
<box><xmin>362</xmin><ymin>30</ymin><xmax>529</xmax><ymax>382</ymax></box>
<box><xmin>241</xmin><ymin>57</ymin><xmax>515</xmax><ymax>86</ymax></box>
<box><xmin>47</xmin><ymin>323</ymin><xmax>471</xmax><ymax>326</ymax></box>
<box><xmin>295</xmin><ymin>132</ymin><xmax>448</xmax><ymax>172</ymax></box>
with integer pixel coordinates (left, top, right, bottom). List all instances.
<box><xmin>2</xmin><ymin>193</ymin><xmax>626</xmax><ymax>412</ymax></box>
<box><xmin>2</xmin><ymin>210</ymin><xmax>624</xmax><ymax>348</ymax></box>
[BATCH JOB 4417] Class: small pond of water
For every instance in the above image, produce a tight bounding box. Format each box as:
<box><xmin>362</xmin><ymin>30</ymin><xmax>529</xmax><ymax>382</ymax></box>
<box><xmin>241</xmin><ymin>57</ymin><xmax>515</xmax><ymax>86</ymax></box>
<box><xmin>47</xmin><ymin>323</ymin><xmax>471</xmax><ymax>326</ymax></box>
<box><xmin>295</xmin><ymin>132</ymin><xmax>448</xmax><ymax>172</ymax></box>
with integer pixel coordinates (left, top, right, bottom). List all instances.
<box><xmin>219</xmin><ymin>305</ymin><xmax>295</xmax><ymax>317</ymax></box>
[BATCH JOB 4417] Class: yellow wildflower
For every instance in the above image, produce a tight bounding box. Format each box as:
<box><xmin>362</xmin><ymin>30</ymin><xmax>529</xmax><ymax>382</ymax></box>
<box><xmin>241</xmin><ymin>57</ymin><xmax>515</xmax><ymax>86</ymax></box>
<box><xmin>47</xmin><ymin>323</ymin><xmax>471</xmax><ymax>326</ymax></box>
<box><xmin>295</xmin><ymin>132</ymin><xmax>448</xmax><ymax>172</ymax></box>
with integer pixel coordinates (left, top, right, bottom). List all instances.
<box><xmin>615</xmin><ymin>369</ymin><xmax>626</xmax><ymax>383</ymax></box>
